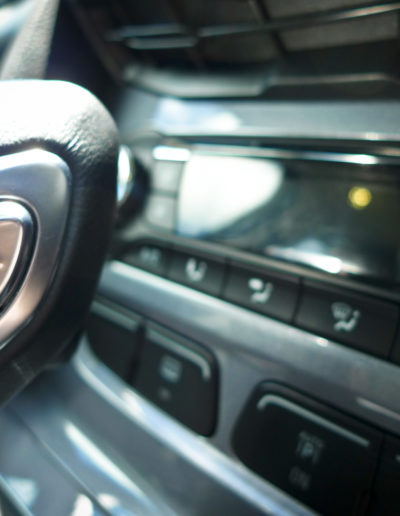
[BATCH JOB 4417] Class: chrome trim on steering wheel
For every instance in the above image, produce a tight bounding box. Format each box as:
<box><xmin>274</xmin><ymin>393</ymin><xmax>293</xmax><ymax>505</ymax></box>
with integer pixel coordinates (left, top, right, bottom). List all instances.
<box><xmin>0</xmin><ymin>149</ymin><xmax>70</xmax><ymax>348</ymax></box>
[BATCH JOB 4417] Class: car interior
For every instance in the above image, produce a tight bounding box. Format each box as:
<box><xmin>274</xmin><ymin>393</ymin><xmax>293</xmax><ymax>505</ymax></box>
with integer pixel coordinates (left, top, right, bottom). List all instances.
<box><xmin>0</xmin><ymin>0</ymin><xmax>400</xmax><ymax>514</ymax></box>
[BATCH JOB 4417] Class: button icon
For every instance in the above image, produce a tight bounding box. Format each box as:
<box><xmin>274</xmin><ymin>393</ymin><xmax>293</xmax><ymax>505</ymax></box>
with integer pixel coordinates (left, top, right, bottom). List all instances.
<box><xmin>331</xmin><ymin>302</ymin><xmax>361</xmax><ymax>333</ymax></box>
<box><xmin>185</xmin><ymin>257</ymin><xmax>208</xmax><ymax>283</ymax></box>
<box><xmin>159</xmin><ymin>355</ymin><xmax>183</xmax><ymax>383</ymax></box>
<box><xmin>296</xmin><ymin>431</ymin><xmax>325</xmax><ymax>466</ymax></box>
<box><xmin>138</xmin><ymin>246</ymin><xmax>163</xmax><ymax>268</ymax></box>
<box><xmin>248</xmin><ymin>278</ymin><xmax>274</xmax><ymax>304</ymax></box>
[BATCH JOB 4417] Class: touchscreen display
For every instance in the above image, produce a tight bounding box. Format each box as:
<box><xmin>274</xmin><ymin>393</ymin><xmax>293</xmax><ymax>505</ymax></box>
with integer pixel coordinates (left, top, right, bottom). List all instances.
<box><xmin>176</xmin><ymin>153</ymin><xmax>400</xmax><ymax>285</ymax></box>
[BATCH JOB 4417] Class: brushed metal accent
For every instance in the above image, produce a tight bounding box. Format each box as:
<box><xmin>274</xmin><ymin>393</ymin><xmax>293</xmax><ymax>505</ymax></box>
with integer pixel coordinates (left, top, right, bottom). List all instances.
<box><xmin>0</xmin><ymin>201</ymin><xmax>34</xmax><ymax>307</ymax></box>
<box><xmin>0</xmin><ymin>149</ymin><xmax>70</xmax><ymax>348</ymax></box>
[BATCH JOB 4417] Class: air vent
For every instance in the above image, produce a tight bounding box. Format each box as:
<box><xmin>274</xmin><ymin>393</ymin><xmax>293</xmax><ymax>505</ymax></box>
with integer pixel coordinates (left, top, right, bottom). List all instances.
<box><xmin>72</xmin><ymin>0</ymin><xmax>400</xmax><ymax>98</ymax></box>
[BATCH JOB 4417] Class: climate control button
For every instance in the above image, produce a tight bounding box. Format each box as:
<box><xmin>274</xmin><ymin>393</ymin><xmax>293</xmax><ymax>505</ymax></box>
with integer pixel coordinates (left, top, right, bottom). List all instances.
<box><xmin>223</xmin><ymin>264</ymin><xmax>299</xmax><ymax>322</ymax></box>
<box><xmin>295</xmin><ymin>281</ymin><xmax>399</xmax><ymax>358</ymax></box>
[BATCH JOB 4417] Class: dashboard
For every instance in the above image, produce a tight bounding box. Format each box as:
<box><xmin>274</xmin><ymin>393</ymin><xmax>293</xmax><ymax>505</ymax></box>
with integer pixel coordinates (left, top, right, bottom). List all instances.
<box><xmin>1</xmin><ymin>1</ymin><xmax>400</xmax><ymax>515</ymax></box>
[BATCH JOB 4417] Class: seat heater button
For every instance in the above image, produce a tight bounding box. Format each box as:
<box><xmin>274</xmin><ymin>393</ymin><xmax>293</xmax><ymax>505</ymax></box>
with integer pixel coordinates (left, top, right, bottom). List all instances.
<box><xmin>168</xmin><ymin>251</ymin><xmax>226</xmax><ymax>296</ymax></box>
<box><xmin>295</xmin><ymin>282</ymin><xmax>399</xmax><ymax>358</ymax></box>
<box><xmin>223</xmin><ymin>265</ymin><xmax>299</xmax><ymax>322</ymax></box>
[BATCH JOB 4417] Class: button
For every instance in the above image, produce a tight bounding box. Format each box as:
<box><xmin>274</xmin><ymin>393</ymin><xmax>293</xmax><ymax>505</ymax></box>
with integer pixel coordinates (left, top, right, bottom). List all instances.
<box><xmin>368</xmin><ymin>435</ymin><xmax>400</xmax><ymax>515</ymax></box>
<box><xmin>168</xmin><ymin>251</ymin><xmax>226</xmax><ymax>296</ymax></box>
<box><xmin>223</xmin><ymin>265</ymin><xmax>299</xmax><ymax>322</ymax></box>
<box><xmin>0</xmin><ymin>201</ymin><xmax>34</xmax><ymax>307</ymax></box>
<box><xmin>144</xmin><ymin>194</ymin><xmax>176</xmax><ymax>231</ymax></box>
<box><xmin>151</xmin><ymin>160</ymin><xmax>183</xmax><ymax>194</ymax></box>
<box><xmin>295</xmin><ymin>282</ymin><xmax>399</xmax><ymax>358</ymax></box>
<box><xmin>134</xmin><ymin>325</ymin><xmax>218</xmax><ymax>436</ymax></box>
<box><xmin>87</xmin><ymin>300</ymin><xmax>142</xmax><ymax>380</ymax></box>
<box><xmin>120</xmin><ymin>242</ymin><xmax>171</xmax><ymax>276</ymax></box>
<box><xmin>233</xmin><ymin>383</ymin><xmax>381</xmax><ymax>516</ymax></box>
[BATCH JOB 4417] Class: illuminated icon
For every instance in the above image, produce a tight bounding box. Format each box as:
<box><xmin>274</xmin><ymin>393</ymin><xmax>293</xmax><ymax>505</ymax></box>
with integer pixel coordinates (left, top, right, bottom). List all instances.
<box><xmin>296</xmin><ymin>431</ymin><xmax>325</xmax><ymax>466</ymax></box>
<box><xmin>139</xmin><ymin>246</ymin><xmax>162</xmax><ymax>268</ymax></box>
<box><xmin>159</xmin><ymin>355</ymin><xmax>183</xmax><ymax>383</ymax></box>
<box><xmin>185</xmin><ymin>257</ymin><xmax>208</xmax><ymax>283</ymax></box>
<box><xmin>331</xmin><ymin>302</ymin><xmax>361</xmax><ymax>332</ymax></box>
<box><xmin>348</xmin><ymin>186</ymin><xmax>372</xmax><ymax>210</ymax></box>
<box><xmin>248</xmin><ymin>278</ymin><xmax>274</xmax><ymax>304</ymax></box>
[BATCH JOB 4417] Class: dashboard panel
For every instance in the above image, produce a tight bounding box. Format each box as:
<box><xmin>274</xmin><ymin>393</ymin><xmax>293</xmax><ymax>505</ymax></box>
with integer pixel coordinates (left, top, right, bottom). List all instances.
<box><xmin>1</xmin><ymin>1</ymin><xmax>400</xmax><ymax>514</ymax></box>
<box><xmin>82</xmin><ymin>99</ymin><xmax>400</xmax><ymax>515</ymax></box>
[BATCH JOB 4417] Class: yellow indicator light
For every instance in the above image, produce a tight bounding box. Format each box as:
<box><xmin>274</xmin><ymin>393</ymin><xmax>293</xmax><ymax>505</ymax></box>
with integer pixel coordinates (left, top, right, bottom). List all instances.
<box><xmin>348</xmin><ymin>186</ymin><xmax>372</xmax><ymax>210</ymax></box>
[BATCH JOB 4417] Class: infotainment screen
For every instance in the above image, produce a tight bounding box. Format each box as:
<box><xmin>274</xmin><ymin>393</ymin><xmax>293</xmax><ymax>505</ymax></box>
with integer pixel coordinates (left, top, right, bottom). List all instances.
<box><xmin>176</xmin><ymin>152</ymin><xmax>400</xmax><ymax>285</ymax></box>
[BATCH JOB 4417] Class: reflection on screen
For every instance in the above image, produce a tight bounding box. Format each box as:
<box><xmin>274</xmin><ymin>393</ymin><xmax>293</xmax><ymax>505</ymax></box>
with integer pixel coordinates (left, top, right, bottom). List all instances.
<box><xmin>177</xmin><ymin>153</ymin><xmax>400</xmax><ymax>285</ymax></box>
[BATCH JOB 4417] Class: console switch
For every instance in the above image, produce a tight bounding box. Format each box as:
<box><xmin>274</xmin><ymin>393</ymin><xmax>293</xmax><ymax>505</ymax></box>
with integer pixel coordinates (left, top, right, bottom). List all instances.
<box><xmin>223</xmin><ymin>265</ymin><xmax>299</xmax><ymax>322</ymax></box>
<box><xmin>168</xmin><ymin>251</ymin><xmax>226</xmax><ymax>297</ymax></box>
<box><xmin>121</xmin><ymin>242</ymin><xmax>171</xmax><ymax>276</ymax></box>
<box><xmin>295</xmin><ymin>282</ymin><xmax>399</xmax><ymax>358</ymax></box>
<box><xmin>233</xmin><ymin>383</ymin><xmax>381</xmax><ymax>516</ymax></box>
<box><xmin>134</xmin><ymin>325</ymin><xmax>218</xmax><ymax>436</ymax></box>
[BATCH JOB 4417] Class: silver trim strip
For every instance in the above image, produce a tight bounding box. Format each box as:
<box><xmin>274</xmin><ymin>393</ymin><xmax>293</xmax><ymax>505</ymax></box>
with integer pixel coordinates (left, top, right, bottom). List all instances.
<box><xmin>0</xmin><ymin>149</ymin><xmax>70</xmax><ymax>348</ymax></box>
<box><xmin>153</xmin><ymin>143</ymin><xmax>400</xmax><ymax>166</ymax></box>
<box><xmin>357</xmin><ymin>397</ymin><xmax>400</xmax><ymax>424</ymax></box>
<box><xmin>257</xmin><ymin>395</ymin><xmax>369</xmax><ymax>448</ymax></box>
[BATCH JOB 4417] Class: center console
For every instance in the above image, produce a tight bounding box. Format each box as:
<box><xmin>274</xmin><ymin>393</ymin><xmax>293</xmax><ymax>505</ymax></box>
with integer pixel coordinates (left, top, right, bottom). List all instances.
<box><xmin>74</xmin><ymin>97</ymin><xmax>400</xmax><ymax>515</ymax></box>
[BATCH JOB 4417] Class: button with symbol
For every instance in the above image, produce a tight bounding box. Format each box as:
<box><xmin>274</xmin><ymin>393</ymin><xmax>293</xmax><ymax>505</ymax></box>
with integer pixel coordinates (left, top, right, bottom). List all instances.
<box><xmin>223</xmin><ymin>264</ymin><xmax>299</xmax><ymax>322</ymax></box>
<box><xmin>120</xmin><ymin>242</ymin><xmax>171</xmax><ymax>276</ymax></box>
<box><xmin>134</xmin><ymin>324</ymin><xmax>218</xmax><ymax>436</ymax></box>
<box><xmin>295</xmin><ymin>281</ymin><xmax>399</xmax><ymax>358</ymax></box>
<box><xmin>233</xmin><ymin>382</ymin><xmax>381</xmax><ymax>516</ymax></box>
<box><xmin>168</xmin><ymin>251</ymin><xmax>226</xmax><ymax>296</ymax></box>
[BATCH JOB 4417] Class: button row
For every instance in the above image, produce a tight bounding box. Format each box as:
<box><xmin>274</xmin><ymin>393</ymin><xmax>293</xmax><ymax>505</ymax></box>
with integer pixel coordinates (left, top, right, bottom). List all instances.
<box><xmin>120</xmin><ymin>242</ymin><xmax>400</xmax><ymax>362</ymax></box>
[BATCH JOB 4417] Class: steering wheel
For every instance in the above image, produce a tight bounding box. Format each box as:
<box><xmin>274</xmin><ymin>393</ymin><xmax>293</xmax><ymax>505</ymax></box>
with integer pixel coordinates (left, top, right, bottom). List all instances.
<box><xmin>0</xmin><ymin>0</ymin><xmax>119</xmax><ymax>403</ymax></box>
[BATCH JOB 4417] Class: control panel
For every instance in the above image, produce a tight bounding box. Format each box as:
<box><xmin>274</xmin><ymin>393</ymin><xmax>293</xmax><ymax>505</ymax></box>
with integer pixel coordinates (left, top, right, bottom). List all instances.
<box><xmin>119</xmin><ymin>240</ymin><xmax>400</xmax><ymax>363</ymax></box>
<box><xmin>87</xmin><ymin>297</ymin><xmax>400</xmax><ymax>515</ymax></box>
